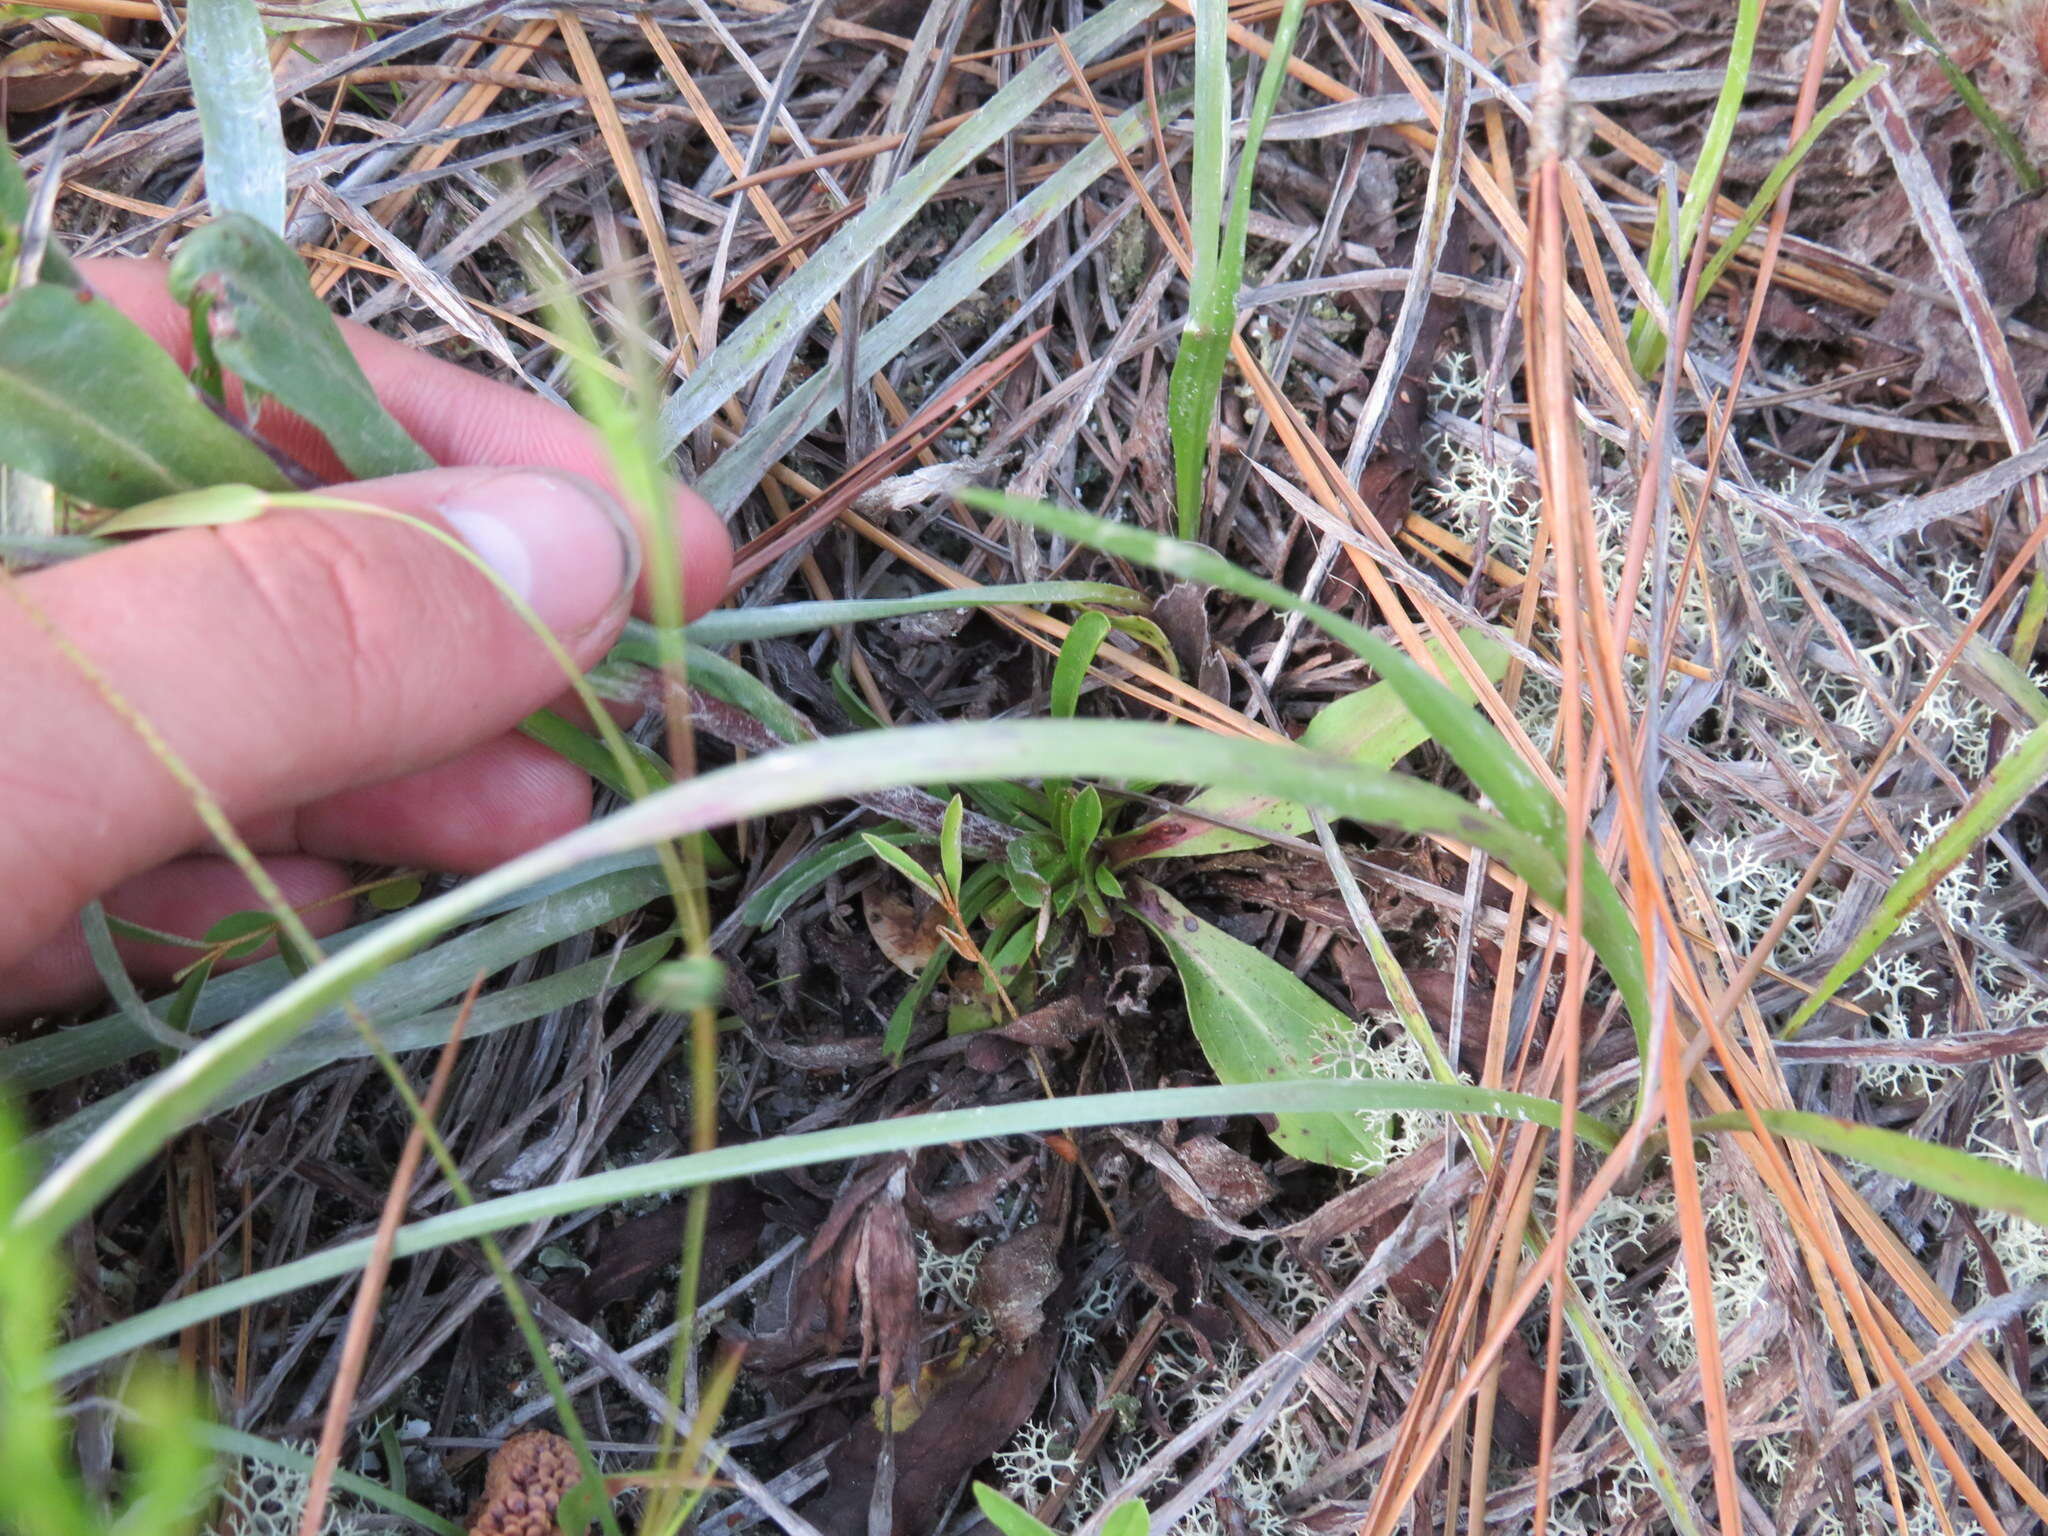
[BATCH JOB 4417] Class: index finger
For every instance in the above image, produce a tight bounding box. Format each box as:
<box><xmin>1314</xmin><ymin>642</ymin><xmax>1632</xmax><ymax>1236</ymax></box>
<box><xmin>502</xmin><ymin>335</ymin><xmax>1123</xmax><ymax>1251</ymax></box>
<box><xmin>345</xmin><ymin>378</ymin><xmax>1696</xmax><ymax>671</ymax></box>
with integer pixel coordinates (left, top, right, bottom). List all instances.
<box><xmin>76</xmin><ymin>257</ymin><xmax>732</xmax><ymax>616</ymax></box>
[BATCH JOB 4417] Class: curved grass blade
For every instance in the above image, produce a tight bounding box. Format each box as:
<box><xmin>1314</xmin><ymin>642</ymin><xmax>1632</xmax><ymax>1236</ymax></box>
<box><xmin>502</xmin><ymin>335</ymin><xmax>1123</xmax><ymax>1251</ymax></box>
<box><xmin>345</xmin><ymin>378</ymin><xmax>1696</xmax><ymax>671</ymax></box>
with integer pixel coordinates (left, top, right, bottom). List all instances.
<box><xmin>658</xmin><ymin>0</ymin><xmax>1156</xmax><ymax>455</ymax></box>
<box><xmin>168</xmin><ymin>214</ymin><xmax>433</xmax><ymax>479</ymax></box>
<box><xmin>1131</xmin><ymin>632</ymin><xmax>1510</xmax><ymax>859</ymax></box>
<box><xmin>185</xmin><ymin>0</ymin><xmax>287</xmax><ymax>231</ymax></box>
<box><xmin>960</xmin><ymin>488</ymin><xmax>1652</xmax><ymax>1055</ymax></box>
<box><xmin>17</xmin><ymin>719</ymin><xmax>1597</xmax><ymax>1240</ymax></box>
<box><xmin>49</xmin><ymin>1079</ymin><xmax>1616</xmax><ymax>1379</ymax></box>
<box><xmin>0</xmin><ymin>284</ymin><xmax>288</xmax><ymax>506</ymax></box>
<box><xmin>960</xmin><ymin>488</ymin><xmax>1562</xmax><ymax>841</ymax></box>
<box><xmin>3</xmin><ymin>863</ymin><xmax>670</xmax><ymax>1100</ymax></box>
<box><xmin>678</xmin><ymin>583</ymin><xmax>1144</xmax><ymax>646</ymax></box>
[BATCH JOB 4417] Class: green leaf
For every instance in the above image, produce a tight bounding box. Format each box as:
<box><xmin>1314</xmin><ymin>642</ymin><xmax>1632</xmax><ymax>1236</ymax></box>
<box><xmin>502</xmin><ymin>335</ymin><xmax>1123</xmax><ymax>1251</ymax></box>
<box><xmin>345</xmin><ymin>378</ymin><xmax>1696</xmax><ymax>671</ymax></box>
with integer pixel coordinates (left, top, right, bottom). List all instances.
<box><xmin>1134</xmin><ymin>882</ymin><xmax>1385</xmax><ymax>1170</ymax></box>
<box><xmin>1135</xmin><ymin>631</ymin><xmax>1512</xmax><ymax>860</ymax></box>
<box><xmin>1065</xmin><ymin>784</ymin><xmax>1104</xmax><ymax>864</ymax></box>
<box><xmin>365</xmin><ymin>875</ymin><xmax>423</xmax><ymax>913</ymax></box>
<box><xmin>92</xmin><ymin>483</ymin><xmax>271</xmax><ymax>534</ymax></box>
<box><xmin>0</xmin><ymin>284</ymin><xmax>289</xmax><ymax>507</ymax></box>
<box><xmin>168</xmin><ymin>214</ymin><xmax>434</xmax><ymax>480</ymax></box>
<box><xmin>973</xmin><ymin>1484</ymin><xmax>1059</xmax><ymax>1536</ymax></box>
<box><xmin>882</xmin><ymin>948</ymin><xmax>948</xmax><ymax>1059</ymax></box>
<box><xmin>1783</xmin><ymin>712</ymin><xmax>2048</xmax><ymax>1037</ymax></box>
<box><xmin>1168</xmin><ymin>0</ymin><xmax>1308</xmax><ymax>539</ymax></box>
<box><xmin>203</xmin><ymin>910</ymin><xmax>275</xmax><ymax>963</ymax></box>
<box><xmin>185</xmin><ymin>0</ymin><xmax>287</xmax><ymax>231</ymax></box>
<box><xmin>863</xmin><ymin>833</ymin><xmax>943</xmax><ymax>902</ymax></box>
<box><xmin>1052</xmin><ymin>609</ymin><xmax>1112</xmax><ymax>719</ymax></box>
<box><xmin>741</xmin><ymin>827</ymin><xmax>915</xmax><ymax>928</ymax></box>
<box><xmin>1101</xmin><ymin>1500</ymin><xmax>1150</xmax><ymax>1536</ymax></box>
<box><xmin>940</xmin><ymin>794</ymin><xmax>966</xmax><ymax>897</ymax></box>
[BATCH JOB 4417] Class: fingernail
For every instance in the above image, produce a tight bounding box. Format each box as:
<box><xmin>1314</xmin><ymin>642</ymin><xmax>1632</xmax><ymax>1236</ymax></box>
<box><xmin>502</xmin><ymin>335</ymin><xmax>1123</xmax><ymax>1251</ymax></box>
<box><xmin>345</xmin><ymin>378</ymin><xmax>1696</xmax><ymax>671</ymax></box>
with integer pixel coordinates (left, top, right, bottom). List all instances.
<box><xmin>440</xmin><ymin>470</ymin><xmax>641</xmax><ymax>638</ymax></box>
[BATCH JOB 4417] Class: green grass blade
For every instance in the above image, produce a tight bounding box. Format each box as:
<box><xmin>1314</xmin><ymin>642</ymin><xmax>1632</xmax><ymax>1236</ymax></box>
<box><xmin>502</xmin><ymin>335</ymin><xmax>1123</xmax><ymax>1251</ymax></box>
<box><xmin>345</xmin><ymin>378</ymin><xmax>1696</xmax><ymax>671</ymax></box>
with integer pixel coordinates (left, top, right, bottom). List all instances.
<box><xmin>1051</xmin><ymin>610</ymin><xmax>1113</xmax><ymax>719</ymax></box>
<box><xmin>1698</xmin><ymin>1108</ymin><xmax>2048</xmax><ymax>1226</ymax></box>
<box><xmin>17</xmin><ymin>720</ymin><xmax>1599</xmax><ymax>1240</ymax></box>
<box><xmin>656</xmin><ymin>0</ymin><xmax>1155</xmax><ymax>454</ymax></box>
<box><xmin>185</xmin><ymin>0</ymin><xmax>288</xmax><ymax>231</ymax></box>
<box><xmin>198</xmin><ymin>1427</ymin><xmax>463</xmax><ymax>1536</ymax></box>
<box><xmin>695</xmin><ymin>95</ymin><xmax>1160</xmax><ymax>515</ymax></box>
<box><xmin>1893</xmin><ymin>0</ymin><xmax>2038</xmax><ymax>191</ymax></box>
<box><xmin>48</xmin><ymin>1079</ymin><xmax>1615</xmax><ymax>1379</ymax></box>
<box><xmin>1693</xmin><ymin>65</ymin><xmax>1886</xmax><ymax>305</ymax></box>
<box><xmin>1628</xmin><ymin>0</ymin><xmax>1762</xmax><ymax>373</ymax></box>
<box><xmin>678</xmin><ymin>583</ymin><xmax>1144</xmax><ymax>645</ymax></box>
<box><xmin>1782</xmin><ymin>712</ymin><xmax>2048</xmax><ymax>1036</ymax></box>
<box><xmin>1169</xmin><ymin>0</ymin><xmax>1306</xmax><ymax>539</ymax></box>
<box><xmin>1132</xmin><ymin>631</ymin><xmax>1510</xmax><ymax>859</ymax></box>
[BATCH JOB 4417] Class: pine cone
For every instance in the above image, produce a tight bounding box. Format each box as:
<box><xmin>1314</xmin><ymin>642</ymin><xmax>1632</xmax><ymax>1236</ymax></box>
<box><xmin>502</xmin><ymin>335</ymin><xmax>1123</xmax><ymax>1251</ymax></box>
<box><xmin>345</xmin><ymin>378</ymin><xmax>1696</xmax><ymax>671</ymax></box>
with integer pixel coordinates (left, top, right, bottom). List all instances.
<box><xmin>467</xmin><ymin>1430</ymin><xmax>577</xmax><ymax>1536</ymax></box>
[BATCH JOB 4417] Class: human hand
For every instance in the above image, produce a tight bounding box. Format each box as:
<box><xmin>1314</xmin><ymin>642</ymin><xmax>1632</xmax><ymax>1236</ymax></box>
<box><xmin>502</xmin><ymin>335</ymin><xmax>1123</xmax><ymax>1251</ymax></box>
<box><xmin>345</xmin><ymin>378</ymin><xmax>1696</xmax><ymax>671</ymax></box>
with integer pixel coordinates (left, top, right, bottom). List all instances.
<box><xmin>0</xmin><ymin>259</ymin><xmax>732</xmax><ymax>1017</ymax></box>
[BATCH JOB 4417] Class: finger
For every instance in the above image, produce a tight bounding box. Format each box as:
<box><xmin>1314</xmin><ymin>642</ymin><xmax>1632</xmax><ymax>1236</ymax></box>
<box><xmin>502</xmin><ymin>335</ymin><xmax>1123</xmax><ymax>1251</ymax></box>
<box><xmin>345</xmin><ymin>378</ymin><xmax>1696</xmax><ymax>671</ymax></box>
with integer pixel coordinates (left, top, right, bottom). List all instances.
<box><xmin>76</xmin><ymin>258</ymin><xmax>732</xmax><ymax>618</ymax></box>
<box><xmin>289</xmin><ymin>732</ymin><xmax>595</xmax><ymax>872</ymax></box>
<box><xmin>0</xmin><ymin>855</ymin><xmax>356</xmax><ymax>1020</ymax></box>
<box><xmin>0</xmin><ymin>467</ymin><xmax>634</xmax><ymax>972</ymax></box>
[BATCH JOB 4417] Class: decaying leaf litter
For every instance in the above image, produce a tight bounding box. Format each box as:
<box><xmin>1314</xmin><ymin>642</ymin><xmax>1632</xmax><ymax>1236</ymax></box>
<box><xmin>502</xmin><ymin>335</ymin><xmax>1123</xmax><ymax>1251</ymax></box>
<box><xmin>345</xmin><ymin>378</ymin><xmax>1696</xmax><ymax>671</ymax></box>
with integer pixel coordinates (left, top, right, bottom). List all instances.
<box><xmin>4</xmin><ymin>0</ymin><xmax>2048</xmax><ymax>1532</ymax></box>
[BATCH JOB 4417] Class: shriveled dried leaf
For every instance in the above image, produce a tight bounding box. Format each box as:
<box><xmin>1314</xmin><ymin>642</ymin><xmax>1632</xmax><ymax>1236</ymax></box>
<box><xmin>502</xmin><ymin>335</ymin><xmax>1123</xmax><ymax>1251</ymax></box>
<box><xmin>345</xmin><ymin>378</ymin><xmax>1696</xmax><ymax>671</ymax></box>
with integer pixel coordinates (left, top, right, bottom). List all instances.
<box><xmin>863</xmin><ymin>883</ymin><xmax>944</xmax><ymax>976</ymax></box>
<box><xmin>969</xmin><ymin>1222</ymin><xmax>1061</xmax><ymax>1353</ymax></box>
<box><xmin>1171</xmin><ymin>1133</ymin><xmax>1277</xmax><ymax>1219</ymax></box>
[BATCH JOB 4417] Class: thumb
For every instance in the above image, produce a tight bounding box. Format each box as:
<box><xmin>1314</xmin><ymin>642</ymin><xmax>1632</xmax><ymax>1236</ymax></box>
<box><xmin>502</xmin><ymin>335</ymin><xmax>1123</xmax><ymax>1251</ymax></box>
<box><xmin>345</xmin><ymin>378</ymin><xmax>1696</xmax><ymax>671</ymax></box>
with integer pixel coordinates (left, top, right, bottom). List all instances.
<box><xmin>0</xmin><ymin>468</ymin><xmax>645</xmax><ymax>973</ymax></box>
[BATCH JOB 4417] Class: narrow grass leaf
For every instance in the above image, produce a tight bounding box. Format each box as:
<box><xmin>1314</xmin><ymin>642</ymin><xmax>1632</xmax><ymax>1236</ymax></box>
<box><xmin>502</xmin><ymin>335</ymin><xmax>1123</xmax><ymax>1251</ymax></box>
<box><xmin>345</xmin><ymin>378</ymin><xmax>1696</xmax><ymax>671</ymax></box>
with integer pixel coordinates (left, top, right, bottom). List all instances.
<box><xmin>51</xmin><ymin>1079</ymin><xmax>1615</xmax><ymax>1378</ymax></box>
<box><xmin>680</xmin><ymin>583</ymin><xmax>1143</xmax><ymax>646</ymax></box>
<box><xmin>1695</xmin><ymin>65</ymin><xmax>1886</xmax><ymax>305</ymax></box>
<box><xmin>17</xmin><ymin>719</ymin><xmax>1595</xmax><ymax>1238</ymax></box>
<box><xmin>1628</xmin><ymin>0</ymin><xmax>1762</xmax><ymax>372</ymax></box>
<box><xmin>863</xmin><ymin>833</ymin><xmax>943</xmax><ymax>902</ymax></box>
<box><xmin>91</xmin><ymin>483</ymin><xmax>271</xmax><ymax>533</ymax></box>
<box><xmin>0</xmin><ymin>285</ymin><xmax>288</xmax><ymax>506</ymax></box>
<box><xmin>1167</xmin><ymin>0</ymin><xmax>1306</xmax><ymax>538</ymax></box>
<box><xmin>1133</xmin><ymin>632</ymin><xmax>1510</xmax><ymax>858</ymax></box>
<box><xmin>167</xmin><ymin>215</ymin><xmax>433</xmax><ymax>479</ymax></box>
<box><xmin>184</xmin><ymin>0</ymin><xmax>287</xmax><ymax>231</ymax></box>
<box><xmin>1698</xmin><ymin>1108</ymin><xmax>2048</xmax><ymax>1226</ymax></box>
<box><xmin>657</xmin><ymin>0</ymin><xmax>1155</xmax><ymax>454</ymax></box>
<box><xmin>1783</xmin><ymin>713</ymin><xmax>2048</xmax><ymax>1036</ymax></box>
